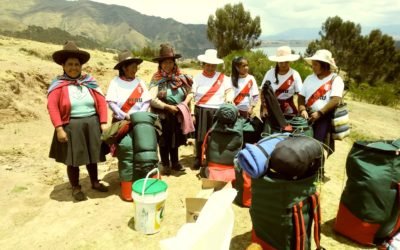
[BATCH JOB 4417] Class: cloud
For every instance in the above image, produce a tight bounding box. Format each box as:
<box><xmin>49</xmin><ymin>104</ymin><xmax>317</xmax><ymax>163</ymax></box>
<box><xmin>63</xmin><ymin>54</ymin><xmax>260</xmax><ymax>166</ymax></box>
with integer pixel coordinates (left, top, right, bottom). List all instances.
<box><xmin>92</xmin><ymin>0</ymin><xmax>400</xmax><ymax>35</ymax></box>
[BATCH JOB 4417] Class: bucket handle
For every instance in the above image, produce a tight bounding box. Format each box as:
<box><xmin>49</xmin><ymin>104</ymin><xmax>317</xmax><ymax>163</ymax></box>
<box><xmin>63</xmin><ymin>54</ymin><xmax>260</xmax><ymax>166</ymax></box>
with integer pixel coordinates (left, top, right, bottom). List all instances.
<box><xmin>141</xmin><ymin>168</ymin><xmax>160</xmax><ymax>196</ymax></box>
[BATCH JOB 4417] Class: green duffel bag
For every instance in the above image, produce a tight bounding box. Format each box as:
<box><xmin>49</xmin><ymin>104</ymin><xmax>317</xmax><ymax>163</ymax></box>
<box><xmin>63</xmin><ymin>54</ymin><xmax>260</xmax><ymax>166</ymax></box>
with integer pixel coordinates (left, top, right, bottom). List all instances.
<box><xmin>334</xmin><ymin>139</ymin><xmax>400</xmax><ymax>246</ymax></box>
<box><xmin>250</xmin><ymin>174</ymin><xmax>324</xmax><ymax>250</ymax></box>
<box><xmin>116</xmin><ymin>133</ymin><xmax>134</xmax><ymax>181</ymax></box>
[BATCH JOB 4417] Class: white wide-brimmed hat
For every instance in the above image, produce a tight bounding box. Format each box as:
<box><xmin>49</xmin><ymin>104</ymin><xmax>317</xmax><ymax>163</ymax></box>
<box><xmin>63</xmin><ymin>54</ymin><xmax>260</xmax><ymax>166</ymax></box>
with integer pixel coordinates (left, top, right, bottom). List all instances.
<box><xmin>197</xmin><ymin>49</ymin><xmax>224</xmax><ymax>65</ymax></box>
<box><xmin>268</xmin><ymin>46</ymin><xmax>300</xmax><ymax>62</ymax></box>
<box><xmin>304</xmin><ymin>49</ymin><xmax>337</xmax><ymax>70</ymax></box>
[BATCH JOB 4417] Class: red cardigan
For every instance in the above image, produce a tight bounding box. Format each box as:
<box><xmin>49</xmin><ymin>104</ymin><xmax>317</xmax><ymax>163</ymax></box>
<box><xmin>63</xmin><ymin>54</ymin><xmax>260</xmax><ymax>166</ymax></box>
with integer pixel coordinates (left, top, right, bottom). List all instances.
<box><xmin>47</xmin><ymin>85</ymin><xmax>108</xmax><ymax>128</ymax></box>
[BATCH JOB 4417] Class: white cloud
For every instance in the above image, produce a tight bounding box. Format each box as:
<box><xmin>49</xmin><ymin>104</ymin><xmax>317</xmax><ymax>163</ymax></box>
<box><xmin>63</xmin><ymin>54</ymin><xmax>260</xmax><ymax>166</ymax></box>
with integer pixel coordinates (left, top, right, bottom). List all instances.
<box><xmin>91</xmin><ymin>0</ymin><xmax>400</xmax><ymax>35</ymax></box>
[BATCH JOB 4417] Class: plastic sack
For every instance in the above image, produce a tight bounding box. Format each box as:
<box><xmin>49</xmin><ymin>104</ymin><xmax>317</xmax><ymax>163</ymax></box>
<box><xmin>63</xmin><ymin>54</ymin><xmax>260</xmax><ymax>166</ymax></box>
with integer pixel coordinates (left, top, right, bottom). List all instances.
<box><xmin>160</xmin><ymin>188</ymin><xmax>237</xmax><ymax>250</ymax></box>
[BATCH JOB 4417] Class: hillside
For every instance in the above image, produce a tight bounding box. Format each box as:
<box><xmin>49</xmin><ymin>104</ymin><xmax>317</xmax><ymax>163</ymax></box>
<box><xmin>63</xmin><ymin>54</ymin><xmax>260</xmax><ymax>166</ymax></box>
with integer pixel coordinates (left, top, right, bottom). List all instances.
<box><xmin>0</xmin><ymin>36</ymin><xmax>399</xmax><ymax>249</ymax></box>
<box><xmin>0</xmin><ymin>0</ymin><xmax>212</xmax><ymax>57</ymax></box>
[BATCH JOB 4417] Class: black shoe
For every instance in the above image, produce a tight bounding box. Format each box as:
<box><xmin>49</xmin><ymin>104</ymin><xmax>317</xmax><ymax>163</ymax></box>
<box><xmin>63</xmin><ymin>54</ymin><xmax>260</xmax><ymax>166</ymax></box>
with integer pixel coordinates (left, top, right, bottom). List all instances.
<box><xmin>162</xmin><ymin>165</ymin><xmax>171</xmax><ymax>175</ymax></box>
<box><xmin>91</xmin><ymin>182</ymin><xmax>109</xmax><ymax>192</ymax></box>
<box><xmin>172</xmin><ymin>163</ymin><xmax>185</xmax><ymax>172</ymax></box>
<box><xmin>72</xmin><ymin>185</ymin><xmax>87</xmax><ymax>201</ymax></box>
<box><xmin>192</xmin><ymin>159</ymin><xmax>201</xmax><ymax>170</ymax></box>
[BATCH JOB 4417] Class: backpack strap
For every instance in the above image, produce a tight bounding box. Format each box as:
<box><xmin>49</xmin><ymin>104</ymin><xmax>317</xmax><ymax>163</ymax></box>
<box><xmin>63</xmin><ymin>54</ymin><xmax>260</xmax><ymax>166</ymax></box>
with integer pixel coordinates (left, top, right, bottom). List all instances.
<box><xmin>293</xmin><ymin>201</ymin><xmax>306</xmax><ymax>250</ymax></box>
<box><xmin>200</xmin><ymin>128</ymin><xmax>213</xmax><ymax>166</ymax></box>
<box><xmin>310</xmin><ymin>193</ymin><xmax>325</xmax><ymax>250</ymax></box>
<box><xmin>388</xmin><ymin>183</ymin><xmax>400</xmax><ymax>239</ymax></box>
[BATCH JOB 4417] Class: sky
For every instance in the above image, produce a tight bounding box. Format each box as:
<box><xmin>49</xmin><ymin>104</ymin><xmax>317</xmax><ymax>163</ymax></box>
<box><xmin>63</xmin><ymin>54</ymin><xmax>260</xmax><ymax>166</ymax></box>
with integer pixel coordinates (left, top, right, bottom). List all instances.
<box><xmin>91</xmin><ymin>0</ymin><xmax>400</xmax><ymax>36</ymax></box>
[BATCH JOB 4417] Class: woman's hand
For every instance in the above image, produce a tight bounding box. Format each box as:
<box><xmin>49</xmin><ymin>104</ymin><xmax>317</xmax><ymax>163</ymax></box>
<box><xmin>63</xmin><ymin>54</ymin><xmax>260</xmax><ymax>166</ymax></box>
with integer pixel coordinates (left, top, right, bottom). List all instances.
<box><xmin>300</xmin><ymin>109</ymin><xmax>309</xmax><ymax>119</ymax></box>
<box><xmin>165</xmin><ymin>104</ymin><xmax>179</xmax><ymax>114</ymax></box>
<box><xmin>309</xmin><ymin>111</ymin><xmax>323</xmax><ymax>123</ymax></box>
<box><xmin>100</xmin><ymin>123</ymin><xmax>108</xmax><ymax>132</ymax></box>
<box><xmin>248</xmin><ymin>106</ymin><xmax>254</xmax><ymax>117</ymax></box>
<box><xmin>56</xmin><ymin>127</ymin><xmax>68</xmax><ymax>143</ymax></box>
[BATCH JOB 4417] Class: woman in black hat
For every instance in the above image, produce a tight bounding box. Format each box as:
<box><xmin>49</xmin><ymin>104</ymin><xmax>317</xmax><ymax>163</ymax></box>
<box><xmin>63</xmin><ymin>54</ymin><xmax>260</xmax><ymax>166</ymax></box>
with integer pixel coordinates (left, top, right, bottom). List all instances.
<box><xmin>105</xmin><ymin>50</ymin><xmax>151</xmax><ymax>201</ymax></box>
<box><xmin>47</xmin><ymin>41</ymin><xmax>109</xmax><ymax>202</ymax></box>
<box><xmin>149</xmin><ymin>44</ymin><xmax>194</xmax><ymax>175</ymax></box>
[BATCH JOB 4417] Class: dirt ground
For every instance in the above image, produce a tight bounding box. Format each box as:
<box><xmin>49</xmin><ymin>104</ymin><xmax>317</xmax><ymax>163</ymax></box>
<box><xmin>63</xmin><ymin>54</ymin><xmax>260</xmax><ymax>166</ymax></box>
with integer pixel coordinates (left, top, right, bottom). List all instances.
<box><xmin>0</xmin><ymin>36</ymin><xmax>399</xmax><ymax>250</ymax></box>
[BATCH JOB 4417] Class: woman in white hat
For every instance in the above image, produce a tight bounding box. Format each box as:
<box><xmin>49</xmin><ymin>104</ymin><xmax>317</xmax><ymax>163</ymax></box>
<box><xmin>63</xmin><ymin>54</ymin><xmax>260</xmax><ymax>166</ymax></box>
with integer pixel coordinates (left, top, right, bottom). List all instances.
<box><xmin>105</xmin><ymin>50</ymin><xmax>151</xmax><ymax>201</ymax></box>
<box><xmin>298</xmin><ymin>49</ymin><xmax>344</xmax><ymax>151</ymax></box>
<box><xmin>261</xmin><ymin>46</ymin><xmax>303</xmax><ymax>117</ymax></box>
<box><xmin>192</xmin><ymin>49</ymin><xmax>233</xmax><ymax>169</ymax></box>
<box><xmin>149</xmin><ymin>44</ymin><xmax>194</xmax><ymax>175</ymax></box>
<box><xmin>47</xmin><ymin>41</ymin><xmax>109</xmax><ymax>202</ymax></box>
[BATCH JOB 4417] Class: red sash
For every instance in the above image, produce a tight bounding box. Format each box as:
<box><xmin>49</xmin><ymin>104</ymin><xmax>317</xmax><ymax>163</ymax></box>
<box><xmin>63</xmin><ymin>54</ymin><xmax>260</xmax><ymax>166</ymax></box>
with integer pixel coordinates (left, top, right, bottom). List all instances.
<box><xmin>275</xmin><ymin>75</ymin><xmax>294</xmax><ymax>97</ymax></box>
<box><xmin>196</xmin><ymin>73</ymin><xmax>225</xmax><ymax>105</ymax></box>
<box><xmin>120</xmin><ymin>83</ymin><xmax>143</xmax><ymax>112</ymax></box>
<box><xmin>234</xmin><ymin>79</ymin><xmax>253</xmax><ymax>105</ymax></box>
<box><xmin>306</xmin><ymin>79</ymin><xmax>333</xmax><ymax>107</ymax></box>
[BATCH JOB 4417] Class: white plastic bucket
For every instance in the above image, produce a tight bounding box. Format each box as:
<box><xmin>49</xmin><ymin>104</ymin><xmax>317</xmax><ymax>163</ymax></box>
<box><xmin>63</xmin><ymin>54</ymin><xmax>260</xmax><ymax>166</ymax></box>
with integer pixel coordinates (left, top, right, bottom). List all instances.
<box><xmin>132</xmin><ymin>168</ymin><xmax>168</xmax><ymax>234</ymax></box>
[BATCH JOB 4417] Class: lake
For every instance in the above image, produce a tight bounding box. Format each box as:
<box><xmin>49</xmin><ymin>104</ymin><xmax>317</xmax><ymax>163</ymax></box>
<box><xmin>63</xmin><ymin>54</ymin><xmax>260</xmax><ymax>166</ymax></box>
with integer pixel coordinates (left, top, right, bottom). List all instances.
<box><xmin>254</xmin><ymin>46</ymin><xmax>308</xmax><ymax>56</ymax></box>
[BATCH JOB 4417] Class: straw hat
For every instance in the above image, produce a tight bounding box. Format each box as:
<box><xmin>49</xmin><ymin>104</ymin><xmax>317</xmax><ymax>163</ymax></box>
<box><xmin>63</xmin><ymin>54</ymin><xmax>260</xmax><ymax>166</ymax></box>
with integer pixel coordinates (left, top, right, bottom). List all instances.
<box><xmin>52</xmin><ymin>41</ymin><xmax>90</xmax><ymax>65</ymax></box>
<box><xmin>304</xmin><ymin>49</ymin><xmax>337</xmax><ymax>70</ymax></box>
<box><xmin>114</xmin><ymin>50</ymin><xmax>143</xmax><ymax>70</ymax></box>
<box><xmin>152</xmin><ymin>43</ymin><xmax>181</xmax><ymax>62</ymax></box>
<box><xmin>197</xmin><ymin>49</ymin><xmax>223</xmax><ymax>65</ymax></box>
<box><xmin>268</xmin><ymin>46</ymin><xmax>300</xmax><ymax>62</ymax></box>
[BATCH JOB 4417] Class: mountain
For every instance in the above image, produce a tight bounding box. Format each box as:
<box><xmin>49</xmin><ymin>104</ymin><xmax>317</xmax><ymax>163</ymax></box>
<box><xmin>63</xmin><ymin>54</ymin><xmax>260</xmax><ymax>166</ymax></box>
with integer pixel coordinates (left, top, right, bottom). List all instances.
<box><xmin>0</xmin><ymin>0</ymin><xmax>212</xmax><ymax>57</ymax></box>
<box><xmin>261</xmin><ymin>24</ymin><xmax>400</xmax><ymax>41</ymax></box>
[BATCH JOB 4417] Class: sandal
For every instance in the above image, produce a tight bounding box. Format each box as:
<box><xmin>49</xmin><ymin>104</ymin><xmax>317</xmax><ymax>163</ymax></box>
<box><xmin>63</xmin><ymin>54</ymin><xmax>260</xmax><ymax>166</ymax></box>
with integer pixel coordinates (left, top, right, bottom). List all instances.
<box><xmin>72</xmin><ymin>185</ymin><xmax>87</xmax><ymax>201</ymax></box>
<box><xmin>91</xmin><ymin>182</ymin><xmax>109</xmax><ymax>192</ymax></box>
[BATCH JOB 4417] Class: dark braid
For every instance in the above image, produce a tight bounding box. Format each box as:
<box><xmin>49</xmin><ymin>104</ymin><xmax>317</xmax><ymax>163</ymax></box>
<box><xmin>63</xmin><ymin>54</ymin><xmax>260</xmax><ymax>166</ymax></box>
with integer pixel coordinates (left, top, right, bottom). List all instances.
<box><xmin>274</xmin><ymin>63</ymin><xmax>280</xmax><ymax>84</ymax></box>
<box><xmin>231</xmin><ymin>56</ymin><xmax>243</xmax><ymax>88</ymax></box>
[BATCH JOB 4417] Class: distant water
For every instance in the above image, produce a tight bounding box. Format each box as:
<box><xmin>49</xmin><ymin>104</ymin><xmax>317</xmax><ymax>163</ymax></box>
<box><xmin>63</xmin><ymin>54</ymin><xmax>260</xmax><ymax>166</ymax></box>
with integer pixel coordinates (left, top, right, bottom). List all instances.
<box><xmin>254</xmin><ymin>46</ymin><xmax>308</xmax><ymax>56</ymax></box>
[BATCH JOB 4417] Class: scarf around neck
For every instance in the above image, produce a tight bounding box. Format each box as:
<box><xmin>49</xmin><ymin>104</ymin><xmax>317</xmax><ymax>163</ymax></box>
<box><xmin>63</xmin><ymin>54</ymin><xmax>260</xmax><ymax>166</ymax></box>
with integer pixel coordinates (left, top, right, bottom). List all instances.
<box><xmin>48</xmin><ymin>74</ymin><xmax>102</xmax><ymax>95</ymax></box>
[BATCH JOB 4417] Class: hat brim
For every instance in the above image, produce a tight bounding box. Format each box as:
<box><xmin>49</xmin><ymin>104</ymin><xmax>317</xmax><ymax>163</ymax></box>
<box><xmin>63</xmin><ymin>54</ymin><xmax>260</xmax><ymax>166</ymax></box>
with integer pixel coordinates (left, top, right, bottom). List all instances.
<box><xmin>113</xmin><ymin>58</ymin><xmax>143</xmax><ymax>70</ymax></box>
<box><xmin>197</xmin><ymin>55</ymin><xmax>224</xmax><ymax>65</ymax></box>
<box><xmin>304</xmin><ymin>56</ymin><xmax>337</xmax><ymax>70</ymax></box>
<box><xmin>152</xmin><ymin>54</ymin><xmax>182</xmax><ymax>62</ymax></box>
<box><xmin>268</xmin><ymin>54</ymin><xmax>300</xmax><ymax>62</ymax></box>
<box><xmin>52</xmin><ymin>50</ymin><xmax>90</xmax><ymax>65</ymax></box>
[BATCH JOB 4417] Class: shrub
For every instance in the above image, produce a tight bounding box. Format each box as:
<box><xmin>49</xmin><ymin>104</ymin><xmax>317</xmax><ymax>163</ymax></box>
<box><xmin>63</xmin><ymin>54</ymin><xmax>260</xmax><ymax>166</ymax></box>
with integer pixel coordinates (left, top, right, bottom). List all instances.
<box><xmin>349</xmin><ymin>81</ymin><xmax>400</xmax><ymax>108</ymax></box>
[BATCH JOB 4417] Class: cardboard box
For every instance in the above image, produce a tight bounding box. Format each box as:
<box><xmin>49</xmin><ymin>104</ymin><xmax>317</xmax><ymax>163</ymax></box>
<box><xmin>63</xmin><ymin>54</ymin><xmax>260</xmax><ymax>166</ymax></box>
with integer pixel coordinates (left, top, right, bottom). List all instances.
<box><xmin>185</xmin><ymin>178</ymin><xmax>230</xmax><ymax>223</ymax></box>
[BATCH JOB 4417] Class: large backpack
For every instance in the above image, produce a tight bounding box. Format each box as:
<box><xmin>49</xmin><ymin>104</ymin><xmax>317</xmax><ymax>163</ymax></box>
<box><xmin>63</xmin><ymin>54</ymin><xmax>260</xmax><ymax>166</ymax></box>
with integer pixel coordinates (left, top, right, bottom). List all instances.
<box><xmin>334</xmin><ymin>140</ymin><xmax>400</xmax><ymax>246</ymax></box>
<box><xmin>201</xmin><ymin>104</ymin><xmax>244</xmax><ymax>182</ymax></box>
<box><xmin>251</xmin><ymin>174</ymin><xmax>324</xmax><ymax>250</ymax></box>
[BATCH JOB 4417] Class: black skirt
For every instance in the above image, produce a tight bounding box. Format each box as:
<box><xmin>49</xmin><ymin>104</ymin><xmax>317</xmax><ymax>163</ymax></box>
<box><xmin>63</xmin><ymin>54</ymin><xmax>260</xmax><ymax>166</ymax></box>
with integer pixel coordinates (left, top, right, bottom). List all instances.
<box><xmin>49</xmin><ymin>115</ymin><xmax>107</xmax><ymax>166</ymax></box>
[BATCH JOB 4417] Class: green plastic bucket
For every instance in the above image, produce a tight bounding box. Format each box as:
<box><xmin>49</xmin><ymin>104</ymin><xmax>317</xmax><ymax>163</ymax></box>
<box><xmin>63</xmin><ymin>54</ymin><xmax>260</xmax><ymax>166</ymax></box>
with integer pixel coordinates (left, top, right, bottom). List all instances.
<box><xmin>132</xmin><ymin>168</ymin><xmax>168</xmax><ymax>234</ymax></box>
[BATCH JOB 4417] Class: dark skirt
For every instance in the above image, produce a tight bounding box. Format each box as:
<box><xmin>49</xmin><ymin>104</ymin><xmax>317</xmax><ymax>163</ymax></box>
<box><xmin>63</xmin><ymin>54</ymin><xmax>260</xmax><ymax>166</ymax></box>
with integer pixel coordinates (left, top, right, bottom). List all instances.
<box><xmin>159</xmin><ymin>112</ymin><xmax>186</xmax><ymax>148</ymax></box>
<box><xmin>312</xmin><ymin>114</ymin><xmax>335</xmax><ymax>156</ymax></box>
<box><xmin>49</xmin><ymin>115</ymin><xmax>107</xmax><ymax>166</ymax></box>
<box><xmin>194</xmin><ymin>106</ymin><xmax>218</xmax><ymax>143</ymax></box>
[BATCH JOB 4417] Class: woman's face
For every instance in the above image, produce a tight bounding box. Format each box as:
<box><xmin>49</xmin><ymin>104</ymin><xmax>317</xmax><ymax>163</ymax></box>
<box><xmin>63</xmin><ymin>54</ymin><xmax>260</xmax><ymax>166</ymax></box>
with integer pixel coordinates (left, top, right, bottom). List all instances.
<box><xmin>237</xmin><ymin>59</ymin><xmax>249</xmax><ymax>76</ymax></box>
<box><xmin>63</xmin><ymin>58</ymin><xmax>82</xmax><ymax>78</ymax></box>
<box><xmin>203</xmin><ymin>63</ymin><xmax>217</xmax><ymax>74</ymax></box>
<box><xmin>311</xmin><ymin>60</ymin><xmax>323</xmax><ymax>75</ymax></box>
<box><xmin>277</xmin><ymin>61</ymin><xmax>290</xmax><ymax>73</ymax></box>
<box><xmin>160</xmin><ymin>59</ymin><xmax>175</xmax><ymax>74</ymax></box>
<box><xmin>122</xmin><ymin>62</ymin><xmax>138</xmax><ymax>79</ymax></box>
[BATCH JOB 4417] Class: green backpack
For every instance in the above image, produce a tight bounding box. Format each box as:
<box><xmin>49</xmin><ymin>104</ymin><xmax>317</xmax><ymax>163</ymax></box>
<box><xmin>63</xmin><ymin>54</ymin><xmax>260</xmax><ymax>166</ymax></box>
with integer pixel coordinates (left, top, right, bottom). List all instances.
<box><xmin>250</xmin><ymin>174</ymin><xmax>324</xmax><ymax>250</ymax></box>
<box><xmin>334</xmin><ymin>140</ymin><xmax>400</xmax><ymax>246</ymax></box>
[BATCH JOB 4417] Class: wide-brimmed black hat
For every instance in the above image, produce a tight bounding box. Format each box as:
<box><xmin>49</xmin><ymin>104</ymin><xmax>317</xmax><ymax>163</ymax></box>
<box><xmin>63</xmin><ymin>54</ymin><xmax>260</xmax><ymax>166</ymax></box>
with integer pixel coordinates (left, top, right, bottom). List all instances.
<box><xmin>152</xmin><ymin>43</ymin><xmax>181</xmax><ymax>62</ymax></box>
<box><xmin>114</xmin><ymin>50</ymin><xmax>143</xmax><ymax>70</ymax></box>
<box><xmin>52</xmin><ymin>41</ymin><xmax>90</xmax><ymax>65</ymax></box>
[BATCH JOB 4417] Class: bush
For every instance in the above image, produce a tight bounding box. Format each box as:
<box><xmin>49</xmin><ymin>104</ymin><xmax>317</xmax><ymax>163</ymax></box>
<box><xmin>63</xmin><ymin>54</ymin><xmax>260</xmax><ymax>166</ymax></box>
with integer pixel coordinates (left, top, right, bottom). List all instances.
<box><xmin>349</xmin><ymin>81</ymin><xmax>400</xmax><ymax>107</ymax></box>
